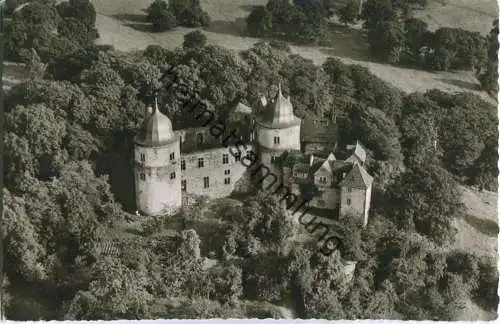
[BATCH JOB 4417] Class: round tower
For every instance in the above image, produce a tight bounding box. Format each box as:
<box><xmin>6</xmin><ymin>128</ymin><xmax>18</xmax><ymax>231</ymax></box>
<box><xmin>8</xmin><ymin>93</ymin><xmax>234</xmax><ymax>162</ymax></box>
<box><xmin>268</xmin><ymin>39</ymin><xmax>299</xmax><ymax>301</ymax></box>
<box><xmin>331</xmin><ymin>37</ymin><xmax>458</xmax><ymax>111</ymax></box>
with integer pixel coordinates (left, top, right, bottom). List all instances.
<box><xmin>255</xmin><ymin>83</ymin><xmax>301</xmax><ymax>189</ymax></box>
<box><xmin>134</xmin><ymin>97</ymin><xmax>182</xmax><ymax>216</ymax></box>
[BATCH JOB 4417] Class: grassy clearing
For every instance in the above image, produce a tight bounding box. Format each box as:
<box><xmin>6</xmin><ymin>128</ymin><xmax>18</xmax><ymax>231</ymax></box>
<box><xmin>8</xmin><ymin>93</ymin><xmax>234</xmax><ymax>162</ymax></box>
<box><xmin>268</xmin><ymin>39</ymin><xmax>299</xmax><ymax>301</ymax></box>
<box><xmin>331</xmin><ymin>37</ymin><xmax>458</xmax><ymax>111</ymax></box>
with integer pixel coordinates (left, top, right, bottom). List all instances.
<box><xmin>413</xmin><ymin>0</ymin><xmax>498</xmax><ymax>35</ymax></box>
<box><xmin>90</xmin><ymin>0</ymin><xmax>495</xmax><ymax>103</ymax></box>
<box><xmin>454</xmin><ymin>185</ymin><xmax>498</xmax><ymax>260</ymax></box>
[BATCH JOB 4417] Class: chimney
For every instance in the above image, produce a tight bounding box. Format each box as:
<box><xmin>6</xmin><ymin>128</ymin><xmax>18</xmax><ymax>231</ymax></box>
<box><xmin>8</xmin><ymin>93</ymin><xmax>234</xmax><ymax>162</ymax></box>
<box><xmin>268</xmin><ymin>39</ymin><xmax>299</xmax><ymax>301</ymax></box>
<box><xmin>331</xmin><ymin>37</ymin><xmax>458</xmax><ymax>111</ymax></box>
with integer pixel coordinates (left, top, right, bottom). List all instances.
<box><xmin>147</xmin><ymin>106</ymin><xmax>153</xmax><ymax>114</ymax></box>
<box><xmin>309</xmin><ymin>154</ymin><xmax>314</xmax><ymax>166</ymax></box>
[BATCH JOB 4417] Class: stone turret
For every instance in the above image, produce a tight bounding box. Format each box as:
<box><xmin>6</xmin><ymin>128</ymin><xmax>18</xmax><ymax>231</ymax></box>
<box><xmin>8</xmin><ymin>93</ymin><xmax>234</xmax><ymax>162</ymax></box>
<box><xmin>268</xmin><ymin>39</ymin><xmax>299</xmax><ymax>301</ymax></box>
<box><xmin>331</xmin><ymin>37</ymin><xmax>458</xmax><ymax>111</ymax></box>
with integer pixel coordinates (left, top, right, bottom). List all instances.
<box><xmin>255</xmin><ymin>83</ymin><xmax>302</xmax><ymax>188</ymax></box>
<box><xmin>134</xmin><ymin>97</ymin><xmax>182</xmax><ymax>216</ymax></box>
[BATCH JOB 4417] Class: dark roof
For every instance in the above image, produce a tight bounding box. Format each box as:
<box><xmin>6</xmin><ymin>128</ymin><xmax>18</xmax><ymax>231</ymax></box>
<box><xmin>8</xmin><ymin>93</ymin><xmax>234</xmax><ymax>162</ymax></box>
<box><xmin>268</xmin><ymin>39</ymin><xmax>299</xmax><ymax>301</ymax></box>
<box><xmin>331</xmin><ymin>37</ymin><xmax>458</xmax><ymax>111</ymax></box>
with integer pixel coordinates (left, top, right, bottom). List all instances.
<box><xmin>339</xmin><ymin>163</ymin><xmax>373</xmax><ymax>189</ymax></box>
<box><xmin>135</xmin><ymin>100</ymin><xmax>177</xmax><ymax>147</ymax></box>
<box><xmin>301</xmin><ymin>118</ymin><xmax>338</xmax><ymax>143</ymax></box>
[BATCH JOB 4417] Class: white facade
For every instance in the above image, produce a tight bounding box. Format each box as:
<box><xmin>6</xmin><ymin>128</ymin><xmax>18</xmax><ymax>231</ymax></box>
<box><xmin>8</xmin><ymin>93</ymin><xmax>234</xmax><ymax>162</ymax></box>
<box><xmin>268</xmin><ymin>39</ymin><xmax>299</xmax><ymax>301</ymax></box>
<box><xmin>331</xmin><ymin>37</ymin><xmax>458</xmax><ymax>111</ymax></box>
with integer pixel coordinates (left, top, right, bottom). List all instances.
<box><xmin>135</xmin><ymin>140</ymin><xmax>182</xmax><ymax>215</ymax></box>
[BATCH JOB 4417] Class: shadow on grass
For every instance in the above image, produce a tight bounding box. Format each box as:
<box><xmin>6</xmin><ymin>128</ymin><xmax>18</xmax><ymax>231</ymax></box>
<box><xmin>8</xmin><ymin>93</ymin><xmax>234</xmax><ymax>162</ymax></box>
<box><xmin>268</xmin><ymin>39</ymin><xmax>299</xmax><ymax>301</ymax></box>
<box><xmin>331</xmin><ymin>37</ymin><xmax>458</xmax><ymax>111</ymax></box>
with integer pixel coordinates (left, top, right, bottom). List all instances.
<box><xmin>111</xmin><ymin>13</ymin><xmax>148</xmax><ymax>23</ymax></box>
<box><xmin>123</xmin><ymin>22</ymin><xmax>154</xmax><ymax>33</ymax></box>
<box><xmin>240</xmin><ymin>4</ymin><xmax>258</xmax><ymax>12</ymax></box>
<box><xmin>205</xmin><ymin>18</ymin><xmax>247</xmax><ymax>37</ymax></box>
<box><xmin>317</xmin><ymin>22</ymin><xmax>372</xmax><ymax>61</ymax></box>
<box><xmin>463</xmin><ymin>214</ymin><xmax>499</xmax><ymax>237</ymax></box>
<box><xmin>437</xmin><ymin>77</ymin><xmax>481</xmax><ymax>91</ymax></box>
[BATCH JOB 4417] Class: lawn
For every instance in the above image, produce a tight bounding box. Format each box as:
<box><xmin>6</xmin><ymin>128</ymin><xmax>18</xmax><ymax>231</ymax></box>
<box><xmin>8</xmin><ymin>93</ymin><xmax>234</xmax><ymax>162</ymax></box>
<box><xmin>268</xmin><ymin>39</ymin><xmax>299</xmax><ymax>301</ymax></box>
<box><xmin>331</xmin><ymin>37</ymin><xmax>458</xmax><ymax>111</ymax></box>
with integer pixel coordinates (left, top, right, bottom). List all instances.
<box><xmin>89</xmin><ymin>0</ymin><xmax>496</xmax><ymax>104</ymax></box>
<box><xmin>413</xmin><ymin>0</ymin><xmax>498</xmax><ymax>35</ymax></box>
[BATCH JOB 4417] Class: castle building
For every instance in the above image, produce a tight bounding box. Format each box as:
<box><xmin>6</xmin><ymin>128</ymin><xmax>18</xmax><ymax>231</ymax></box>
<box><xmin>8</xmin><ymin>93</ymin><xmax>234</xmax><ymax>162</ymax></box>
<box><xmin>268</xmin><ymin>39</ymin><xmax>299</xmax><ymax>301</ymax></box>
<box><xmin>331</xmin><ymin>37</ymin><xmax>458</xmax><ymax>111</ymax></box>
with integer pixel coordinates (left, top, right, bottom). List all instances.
<box><xmin>134</xmin><ymin>85</ymin><xmax>373</xmax><ymax>225</ymax></box>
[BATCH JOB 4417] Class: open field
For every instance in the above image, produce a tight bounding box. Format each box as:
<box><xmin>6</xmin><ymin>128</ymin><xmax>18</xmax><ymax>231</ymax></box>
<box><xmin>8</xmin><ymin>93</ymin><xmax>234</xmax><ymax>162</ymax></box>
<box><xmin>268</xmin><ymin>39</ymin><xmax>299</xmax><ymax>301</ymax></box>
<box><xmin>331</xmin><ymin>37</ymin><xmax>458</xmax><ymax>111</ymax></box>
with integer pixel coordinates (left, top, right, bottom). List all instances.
<box><xmin>455</xmin><ymin>185</ymin><xmax>498</xmax><ymax>260</ymax></box>
<box><xmin>413</xmin><ymin>0</ymin><xmax>498</xmax><ymax>35</ymax></box>
<box><xmin>90</xmin><ymin>0</ymin><xmax>496</xmax><ymax>104</ymax></box>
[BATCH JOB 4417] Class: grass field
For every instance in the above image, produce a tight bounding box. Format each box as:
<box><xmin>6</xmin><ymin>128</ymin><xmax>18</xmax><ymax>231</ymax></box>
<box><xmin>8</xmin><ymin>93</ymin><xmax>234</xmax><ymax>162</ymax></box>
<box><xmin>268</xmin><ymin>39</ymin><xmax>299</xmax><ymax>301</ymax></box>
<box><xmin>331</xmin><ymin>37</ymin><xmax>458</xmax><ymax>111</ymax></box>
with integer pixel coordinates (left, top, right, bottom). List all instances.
<box><xmin>413</xmin><ymin>0</ymin><xmax>498</xmax><ymax>35</ymax></box>
<box><xmin>89</xmin><ymin>0</ymin><xmax>496</xmax><ymax>104</ymax></box>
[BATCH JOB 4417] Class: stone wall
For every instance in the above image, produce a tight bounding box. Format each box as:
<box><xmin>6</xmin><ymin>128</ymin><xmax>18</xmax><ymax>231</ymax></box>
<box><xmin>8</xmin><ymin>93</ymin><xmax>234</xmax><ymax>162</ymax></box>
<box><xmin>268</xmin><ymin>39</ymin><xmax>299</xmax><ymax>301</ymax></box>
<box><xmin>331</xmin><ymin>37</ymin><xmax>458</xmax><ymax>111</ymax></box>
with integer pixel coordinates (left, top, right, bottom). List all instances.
<box><xmin>339</xmin><ymin>186</ymin><xmax>367</xmax><ymax>223</ymax></box>
<box><xmin>181</xmin><ymin>145</ymin><xmax>256</xmax><ymax>199</ymax></box>
<box><xmin>257</xmin><ymin>124</ymin><xmax>301</xmax><ymax>150</ymax></box>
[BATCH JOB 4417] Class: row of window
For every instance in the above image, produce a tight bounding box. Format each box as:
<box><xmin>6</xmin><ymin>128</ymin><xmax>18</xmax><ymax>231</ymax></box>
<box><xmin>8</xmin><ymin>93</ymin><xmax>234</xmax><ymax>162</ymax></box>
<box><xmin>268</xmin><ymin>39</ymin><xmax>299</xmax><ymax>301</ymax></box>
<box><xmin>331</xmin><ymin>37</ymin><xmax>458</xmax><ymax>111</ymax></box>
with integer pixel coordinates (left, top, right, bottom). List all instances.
<box><xmin>140</xmin><ymin>152</ymin><xmax>176</xmax><ymax>162</ymax></box>
<box><xmin>140</xmin><ymin>153</ymin><xmax>240</xmax><ymax>168</ymax></box>
<box><xmin>180</xmin><ymin>177</ymin><xmax>231</xmax><ymax>191</ymax></box>
<box><xmin>139</xmin><ymin>173</ymin><xmax>232</xmax><ymax>189</ymax></box>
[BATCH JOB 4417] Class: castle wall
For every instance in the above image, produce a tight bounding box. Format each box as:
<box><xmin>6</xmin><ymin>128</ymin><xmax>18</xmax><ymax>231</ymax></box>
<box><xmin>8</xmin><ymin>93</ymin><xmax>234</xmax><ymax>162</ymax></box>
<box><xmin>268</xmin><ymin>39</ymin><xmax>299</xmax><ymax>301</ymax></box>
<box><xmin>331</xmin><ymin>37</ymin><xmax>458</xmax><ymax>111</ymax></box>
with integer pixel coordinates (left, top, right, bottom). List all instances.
<box><xmin>257</xmin><ymin>124</ymin><xmax>301</xmax><ymax>150</ymax></box>
<box><xmin>339</xmin><ymin>187</ymin><xmax>367</xmax><ymax>224</ymax></box>
<box><xmin>135</xmin><ymin>141</ymin><xmax>182</xmax><ymax>215</ymax></box>
<box><xmin>181</xmin><ymin>145</ymin><xmax>255</xmax><ymax>199</ymax></box>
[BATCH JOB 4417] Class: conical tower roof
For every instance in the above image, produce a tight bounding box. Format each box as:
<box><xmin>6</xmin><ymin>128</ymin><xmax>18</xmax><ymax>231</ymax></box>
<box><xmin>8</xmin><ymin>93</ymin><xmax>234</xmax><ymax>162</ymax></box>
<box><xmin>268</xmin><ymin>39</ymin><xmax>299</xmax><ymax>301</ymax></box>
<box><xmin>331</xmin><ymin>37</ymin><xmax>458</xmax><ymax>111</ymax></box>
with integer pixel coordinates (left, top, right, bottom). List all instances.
<box><xmin>135</xmin><ymin>97</ymin><xmax>177</xmax><ymax>146</ymax></box>
<box><xmin>258</xmin><ymin>83</ymin><xmax>301</xmax><ymax>128</ymax></box>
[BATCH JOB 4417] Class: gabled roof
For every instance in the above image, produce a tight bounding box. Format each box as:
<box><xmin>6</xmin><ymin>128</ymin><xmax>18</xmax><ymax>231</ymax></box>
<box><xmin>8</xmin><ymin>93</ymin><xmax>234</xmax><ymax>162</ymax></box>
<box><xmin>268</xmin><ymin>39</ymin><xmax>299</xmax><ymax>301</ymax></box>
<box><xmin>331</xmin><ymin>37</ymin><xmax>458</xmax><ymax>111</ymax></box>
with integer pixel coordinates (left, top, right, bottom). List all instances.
<box><xmin>257</xmin><ymin>83</ymin><xmax>301</xmax><ymax>129</ymax></box>
<box><xmin>339</xmin><ymin>163</ymin><xmax>373</xmax><ymax>189</ymax></box>
<box><xmin>135</xmin><ymin>98</ymin><xmax>177</xmax><ymax>146</ymax></box>
<box><xmin>346</xmin><ymin>140</ymin><xmax>367</xmax><ymax>163</ymax></box>
<box><xmin>315</xmin><ymin>158</ymin><xmax>332</xmax><ymax>175</ymax></box>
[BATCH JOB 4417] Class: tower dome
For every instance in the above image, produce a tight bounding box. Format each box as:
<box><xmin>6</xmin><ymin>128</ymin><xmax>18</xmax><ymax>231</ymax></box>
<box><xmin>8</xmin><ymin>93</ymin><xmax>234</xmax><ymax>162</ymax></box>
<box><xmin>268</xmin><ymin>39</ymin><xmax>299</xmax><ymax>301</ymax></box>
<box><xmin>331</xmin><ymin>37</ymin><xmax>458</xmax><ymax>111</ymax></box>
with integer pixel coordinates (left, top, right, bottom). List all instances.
<box><xmin>258</xmin><ymin>83</ymin><xmax>301</xmax><ymax>128</ymax></box>
<box><xmin>135</xmin><ymin>97</ymin><xmax>176</xmax><ymax>146</ymax></box>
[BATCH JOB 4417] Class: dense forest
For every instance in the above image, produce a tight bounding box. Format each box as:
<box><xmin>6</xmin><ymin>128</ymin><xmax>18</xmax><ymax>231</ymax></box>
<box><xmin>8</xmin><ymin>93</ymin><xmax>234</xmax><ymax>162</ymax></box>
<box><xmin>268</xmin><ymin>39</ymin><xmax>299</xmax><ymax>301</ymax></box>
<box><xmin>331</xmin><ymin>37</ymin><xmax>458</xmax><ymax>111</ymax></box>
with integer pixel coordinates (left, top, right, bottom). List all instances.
<box><xmin>2</xmin><ymin>0</ymin><xmax>499</xmax><ymax>320</ymax></box>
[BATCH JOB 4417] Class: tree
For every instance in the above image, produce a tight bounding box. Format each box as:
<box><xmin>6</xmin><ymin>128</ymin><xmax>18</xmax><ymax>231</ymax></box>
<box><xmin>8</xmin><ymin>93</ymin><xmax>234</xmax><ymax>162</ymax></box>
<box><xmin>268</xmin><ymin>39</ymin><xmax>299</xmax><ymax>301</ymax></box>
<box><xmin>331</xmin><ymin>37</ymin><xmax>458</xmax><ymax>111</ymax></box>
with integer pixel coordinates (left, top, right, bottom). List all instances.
<box><xmin>183</xmin><ymin>30</ymin><xmax>207</xmax><ymax>50</ymax></box>
<box><xmin>209</xmin><ymin>265</ymin><xmax>243</xmax><ymax>304</ymax></box>
<box><xmin>246</xmin><ymin>6</ymin><xmax>273</xmax><ymax>37</ymax></box>
<box><xmin>338</xmin><ymin>0</ymin><xmax>359</xmax><ymax>26</ymax></box>
<box><xmin>368</xmin><ymin>18</ymin><xmax>406</xmax><ymax>64</ymax></box>
<box><xmin>400</xmin><ymin>111</ymin><xmax>441</xmax><ymax>168</ymax></box>
<box><xmin>146</xmin><ymin>0</ymin><xmax>168</xmax><ymax>22</ymax></box>
<box><xmin>58</xmin><ymin>17</ymin><xmax>99</xmax><ymax>47</ymax></box>
<box><xmin>469</xmin><ymin>141</ymin><xmax>498</xmax><ymax>191</ymax></box>
<box><xmin>152</xmin><ymin>9</ymin><xmax>177</xmax><ymax>32</ymax></box>
<box><xmin>168</xmin><ymin>0</ymin><xmax>210</xmax><ymax>27</ymax></box>
<box><xmin>478</xmin><ymin>19</ymin><xmax>499</xmax><ymax>94</ymax></box>
<box><xmin>385</xmin><ymin>165</ymin><xmax>464</xmax><ymax>244</ymax></box>
<box><xmin>4</xmin><ymin>103</ymin><xmax>68</xmax><ymax>183</ymax></box>
<box><xmin>56</xmin><ymin>0</ymin><xmax>97</xmax><ymax>27</ymax></box>
<box><xmin>403</xmin><ymin>18</ymin><xmax>430</xmax><ymax>60</ymax></box>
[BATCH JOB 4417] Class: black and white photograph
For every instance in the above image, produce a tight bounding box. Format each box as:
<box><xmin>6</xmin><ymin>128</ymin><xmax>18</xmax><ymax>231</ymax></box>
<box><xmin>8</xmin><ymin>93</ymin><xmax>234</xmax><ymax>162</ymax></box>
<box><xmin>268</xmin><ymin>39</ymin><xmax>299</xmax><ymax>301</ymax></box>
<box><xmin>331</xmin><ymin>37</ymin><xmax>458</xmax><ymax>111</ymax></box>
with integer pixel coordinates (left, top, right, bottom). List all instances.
<box><xmin>1</xmin><ymin>0</ymin><xmax>499</xmax><ymax>321</ymax></box>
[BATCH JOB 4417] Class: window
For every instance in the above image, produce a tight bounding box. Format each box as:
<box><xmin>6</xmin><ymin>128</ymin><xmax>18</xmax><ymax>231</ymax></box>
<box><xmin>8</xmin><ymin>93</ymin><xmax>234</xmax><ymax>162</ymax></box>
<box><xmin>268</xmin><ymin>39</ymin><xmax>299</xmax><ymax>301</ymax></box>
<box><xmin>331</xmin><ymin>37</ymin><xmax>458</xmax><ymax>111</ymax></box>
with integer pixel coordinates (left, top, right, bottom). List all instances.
<box><xmin>140</xmin><ymin>173</ymin><xmax>146</xmax><ymax>181</ymax></box>
<box><xmin>347</xmin><ymin>198</ymin><xmax>351</xmax><ymax>205</ymax></box>
<box><xmin>203</xmin><ymin>176</ymin><xmax>210</xmax><ymax>188</ymax></box>
<box><xmin>348</xmin><ymin>188</ymin><xmax>352</xmax><ymax>193</ymax></box>
<box><xmin>222</xmin><ymin>154</ymin><xmax>229</xmax><ymax>164</ymax></box>
<box><xmin>319</xmin><ymin>176</ymin><xmax>327</xmax><ymax>184</ymax></box>
<box><xmin>198</xmin><ymin>158</ymin><xmax>204</xmax><ymax>168</ymax></box>
<box><xmin>224</xmin><ymin>169</ymin><xmax>230</xmax><ymax>175</ymax></box>
<box><xmin>224</xmin><ymin>177</ymin><xmax>231</xmax><ymax>185</ymax></box>
<box><xmin>234</xmin><ymin>152</ymin><xmax>241</xmax><ymax>162</ymax></box>
<box><xmin>181</xmin><ymin>160</ymin><xmax>186</xmax><ymax>170</ymax></box>
<box><xmin>274</xmin><ymin>136</ymin><xmax>280</xmax><ymax>144</ymax></box>
<box><xmin>181</xmin><ymin>180</ymin><xmax>187</xmax><ymax>192</ymax></box>
<box><xmin>170</xmin><ymin>172</ymin><xmax>176</xmax><ymax>179</ymax></box>
<box><xmin>169</xmin><ymin>152</ymin><xmax>175</xmax><ymax>160</ymax></box>
<box><xmin>140</xmin><ymin>153</ymin><xmax>145</xmax><ymax>162</ymax></box>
